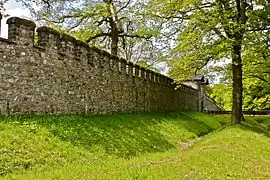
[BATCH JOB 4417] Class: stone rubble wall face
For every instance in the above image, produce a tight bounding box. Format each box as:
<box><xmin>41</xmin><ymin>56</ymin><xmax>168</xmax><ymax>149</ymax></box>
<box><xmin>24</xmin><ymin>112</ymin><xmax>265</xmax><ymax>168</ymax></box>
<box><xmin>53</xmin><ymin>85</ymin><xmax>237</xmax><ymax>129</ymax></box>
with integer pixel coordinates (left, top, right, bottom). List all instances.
<box><xmin>0</xmin><ymin>17</ymin><xmax>199</xmax><ymax>115</ymax></box>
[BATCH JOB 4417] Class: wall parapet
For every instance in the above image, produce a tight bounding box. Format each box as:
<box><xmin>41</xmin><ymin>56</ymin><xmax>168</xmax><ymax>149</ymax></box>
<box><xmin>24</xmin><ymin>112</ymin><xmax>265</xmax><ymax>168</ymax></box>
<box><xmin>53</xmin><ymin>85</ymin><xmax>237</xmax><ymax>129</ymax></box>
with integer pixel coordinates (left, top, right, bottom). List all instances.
<box><xmin>0</xmin><ymin>16</ymin><xmax>202</xmax><ymax>115</ymax></box>
<box><xmin>7</xmin><ymin>17</ymin><xmax>36</xmax><ymax>27</ymax></box>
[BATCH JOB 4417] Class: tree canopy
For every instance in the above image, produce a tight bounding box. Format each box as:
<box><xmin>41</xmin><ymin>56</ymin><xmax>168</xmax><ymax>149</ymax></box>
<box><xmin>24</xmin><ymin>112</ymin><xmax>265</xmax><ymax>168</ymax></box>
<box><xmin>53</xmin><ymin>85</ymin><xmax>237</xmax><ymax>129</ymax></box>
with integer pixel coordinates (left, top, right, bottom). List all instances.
<box><xmin>148</xmin><ymin>0</ymin><xmax>269</xmax><ymax>124</ymax></box>
<box><xmin>17</xmin><ymin>0</ymin><xmax>163</xmax><ymax>63</ymax></box>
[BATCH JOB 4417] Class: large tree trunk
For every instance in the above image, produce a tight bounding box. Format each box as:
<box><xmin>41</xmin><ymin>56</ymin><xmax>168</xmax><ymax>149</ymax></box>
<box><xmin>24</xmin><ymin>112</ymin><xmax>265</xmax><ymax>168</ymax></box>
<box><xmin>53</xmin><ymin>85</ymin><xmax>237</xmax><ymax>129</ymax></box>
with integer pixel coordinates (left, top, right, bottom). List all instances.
<box><xmin>106</xmin><ymin>0</ymin><xmax>119</xmax><ymax>56</ymax></box>
<box><xmin>109</xmin><ymin>17</ymin><xmax>119</xmax><ymax>56</ymax></box>
<box><xmin>111</xmin><ymin>30</ymin><xmax>118</xmax><ymax>56</ymax></box>
<box><xmin>231</xmin><ymin>41</ymin><xmax>244</xmax><ymax>124</ymax></box>
<box><xmin>230</xmin><ymin>0</ymin><xmax>249</xmax><ymax>124</ymax></box>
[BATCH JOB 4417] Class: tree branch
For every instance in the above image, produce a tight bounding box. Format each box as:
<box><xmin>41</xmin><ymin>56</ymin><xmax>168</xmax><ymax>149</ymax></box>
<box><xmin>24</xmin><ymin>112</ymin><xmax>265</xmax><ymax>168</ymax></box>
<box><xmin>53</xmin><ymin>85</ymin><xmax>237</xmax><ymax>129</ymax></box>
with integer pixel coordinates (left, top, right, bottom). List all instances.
<box><xmin>41</xmin><ymin>13</ymin><xmax>87</xmax><ymax>24</ymax></box>
<box><xmin>212</xmin><ymin>28</ymin><xmax>226</xmax><ymax>39</ymax></box>
<box><xmin>170</xmin><ymin>3</ymin><xmax>214</xmax><ymax>14</ymax></box>
<box><xmin>194</xmin><ymin>57</ymin><xmax>211</xmax><ymax>75</ymax></box>
<box><xmin>117</xmin><ymin>0</ymin><xmax>132</xmax><ymax>13</ymax></box>
<box><xmin>248</xmin><ymin>27</ymin><xmax>270</xmax><ymax>32</ymax></box>
<box><xmin>86</xmin><ymin>32</ymin><xmax>111</xmax><ymax>43</ymax></box>
<box><xmin>118</xmin><ymin>33</ymin><xmax>152</xmax><ymax>39</ymax></box>
<box><xmin>248</xmin><ymin>75</ymin><xmax>269</xmax><ymax>83</ymax></box>
<box><xmin>148</xmin><ymin>13</ymin><xmax>190</xmax><ymax>20</ymax></box>
<box><xmin>252</xmin><ymin>62</ymin><xmax>270</xmax><ymax>69</ymax></box>
<box><xmin>68</xmin><ymin>17</ymin><xmax>87</xmax><ymax>30</ymax></box>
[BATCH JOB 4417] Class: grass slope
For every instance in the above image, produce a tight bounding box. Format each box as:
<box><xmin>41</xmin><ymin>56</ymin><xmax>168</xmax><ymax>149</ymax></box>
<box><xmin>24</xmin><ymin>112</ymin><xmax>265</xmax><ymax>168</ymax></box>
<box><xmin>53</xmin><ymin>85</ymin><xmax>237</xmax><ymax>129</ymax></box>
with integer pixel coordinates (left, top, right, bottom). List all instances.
<box><xmin>0</xmin><ymin>112</ymin><xmax>269</xmax><ymax>179</ymax></box>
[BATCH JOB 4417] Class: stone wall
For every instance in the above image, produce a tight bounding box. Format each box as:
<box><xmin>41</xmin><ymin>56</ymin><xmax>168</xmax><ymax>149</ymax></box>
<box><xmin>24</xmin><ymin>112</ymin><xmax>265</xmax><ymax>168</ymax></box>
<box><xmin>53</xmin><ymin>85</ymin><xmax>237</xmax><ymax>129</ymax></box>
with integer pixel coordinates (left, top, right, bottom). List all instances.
<box><xmin>0</xmin><ymin>17</ymin><xmax>199</xmax><ymax>115</ymax></box>
<box><xmin>204</xmin><ymin>96</ymin><xmax>224</xmax><ymax>111</ymax></box>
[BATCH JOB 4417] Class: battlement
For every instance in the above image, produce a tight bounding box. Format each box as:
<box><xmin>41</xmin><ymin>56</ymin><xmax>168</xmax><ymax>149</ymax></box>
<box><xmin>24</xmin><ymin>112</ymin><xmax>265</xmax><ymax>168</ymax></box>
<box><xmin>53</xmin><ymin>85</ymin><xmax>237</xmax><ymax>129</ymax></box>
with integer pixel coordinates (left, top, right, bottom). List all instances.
<box><xmin>3</xmin><ymin>17</ymin><xmax>174</xmax><ymax>86</ymax></box>
<box><xmin>6</xmin><ymin>17</ymin><xmax>36</xmax><ymax>46</ymax></box>
<box><xmin>0</xmin><ymin>17</ymin><xmax>201</xmax><ymax>115</ymax></box>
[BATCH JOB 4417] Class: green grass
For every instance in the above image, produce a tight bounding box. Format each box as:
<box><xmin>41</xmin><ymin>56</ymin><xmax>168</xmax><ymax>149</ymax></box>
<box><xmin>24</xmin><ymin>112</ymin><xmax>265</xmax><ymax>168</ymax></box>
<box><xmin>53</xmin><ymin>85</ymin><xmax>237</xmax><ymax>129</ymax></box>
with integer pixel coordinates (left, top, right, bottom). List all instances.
<box><xmin>246</xmin><ymin>115</ymin><xmax>270</xmax><ymax>128</ymax></box>
<box><xmin>0</xmin><ymin>112</ymin><xmax>269</xmax><ymax>179</ymax></box>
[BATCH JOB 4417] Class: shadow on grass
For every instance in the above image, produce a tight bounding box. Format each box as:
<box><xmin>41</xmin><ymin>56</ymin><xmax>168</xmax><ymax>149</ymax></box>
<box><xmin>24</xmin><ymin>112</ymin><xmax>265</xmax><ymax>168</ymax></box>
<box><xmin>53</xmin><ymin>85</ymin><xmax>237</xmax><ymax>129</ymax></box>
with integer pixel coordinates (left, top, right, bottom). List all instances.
<box><xmin>240</xmin><ymin>117</ymin><xmax>270</xmax><ymax>138</ymax></box>
<box><xmin>0</xmin><ymin>112</ymin><xmax>227</xmax><ymax>158</ymax></box>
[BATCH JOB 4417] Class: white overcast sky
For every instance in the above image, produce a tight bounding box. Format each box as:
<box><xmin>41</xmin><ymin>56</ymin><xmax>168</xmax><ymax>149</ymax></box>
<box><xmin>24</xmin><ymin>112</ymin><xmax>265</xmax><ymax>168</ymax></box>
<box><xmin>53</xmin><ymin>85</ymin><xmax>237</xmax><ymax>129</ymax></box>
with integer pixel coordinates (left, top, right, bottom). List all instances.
<box><xmin>1</xmin><ymin>0</ymin><xmax>30</xmax><ymax>38</ymax></box>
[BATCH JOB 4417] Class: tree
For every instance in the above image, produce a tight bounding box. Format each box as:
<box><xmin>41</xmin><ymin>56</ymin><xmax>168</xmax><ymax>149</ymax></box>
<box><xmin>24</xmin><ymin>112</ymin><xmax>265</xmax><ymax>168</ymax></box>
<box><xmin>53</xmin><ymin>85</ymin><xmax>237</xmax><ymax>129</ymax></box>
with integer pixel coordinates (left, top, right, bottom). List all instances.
<box><xmin>18</xmin><ymin>0</ymin><xmax>156</xmax><ymax>57</ymax></box>
<box><xmin>149</xmin><ymin>0</ymin><xmax>269</xmax><ymax>124</ymax></box>
<box><xmin>0</xmin><ymin>0</ymin><xmax>8</xmax><ymax>12</ymax></box>
<box><xmin>208</xmin><ymin>12</ymin><xmax>270</xmax><ymax>111</ymax></box>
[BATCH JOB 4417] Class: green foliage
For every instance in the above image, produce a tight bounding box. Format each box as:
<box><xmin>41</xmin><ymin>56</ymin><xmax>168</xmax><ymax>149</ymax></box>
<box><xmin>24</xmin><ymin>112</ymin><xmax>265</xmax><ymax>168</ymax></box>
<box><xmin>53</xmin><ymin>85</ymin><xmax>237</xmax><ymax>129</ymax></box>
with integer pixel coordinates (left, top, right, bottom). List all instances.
<box><xmin>207</xmin><ymin>84</ymin><xmax>232</xmax><ymax>110</ymax></box>
<box><xmin>2</xmin><ymin>114</ymin><xmax>269</xmax><ymax>179</ymax></box>
<box><xmin>242</xmin><ymin>29</ymin><xmax>270</xmax><ymax>110</ymax></box>
<box><xmin>151</xmin><ymin>0</ymin><xmax>235</xmax><ymax>80</ymax></box>
<box><xmin>19</xmin><ymin>0</ymin><xmax>163</xmax><ymax>63</ymax></box>
<box><xmin>136</xmin><ymin>61</ymin><xmax>160</xmax><ymax>73</ymax></box>
<box><xmin>149</xmin><ymin>0</ymin><xmax>269</xmax><ymax>114</ymax></box>
<box><xmin>243</xmin><ymin>78</ymin><xmax>270</xmax><ymax>110</ymax></box>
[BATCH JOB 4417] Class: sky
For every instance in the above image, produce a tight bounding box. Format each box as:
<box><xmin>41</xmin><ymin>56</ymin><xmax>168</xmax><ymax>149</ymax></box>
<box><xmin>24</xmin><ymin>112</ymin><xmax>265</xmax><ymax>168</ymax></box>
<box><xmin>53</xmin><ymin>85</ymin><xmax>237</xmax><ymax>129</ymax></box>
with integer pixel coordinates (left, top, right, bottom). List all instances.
<box><xmin>1</xmin><ymin>0</ymin><xmax>30</xmax><ymax>38</ymax></box>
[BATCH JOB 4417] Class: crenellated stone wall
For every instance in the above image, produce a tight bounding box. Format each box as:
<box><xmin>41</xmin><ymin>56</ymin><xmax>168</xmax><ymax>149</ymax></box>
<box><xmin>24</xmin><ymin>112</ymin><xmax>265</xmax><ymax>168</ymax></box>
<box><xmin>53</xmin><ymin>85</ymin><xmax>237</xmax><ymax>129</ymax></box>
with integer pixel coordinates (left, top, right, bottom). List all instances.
<box><xmin>0</xmin><ymin>17</ymin><xmax>199</xmax><ymax>115</ymax></box>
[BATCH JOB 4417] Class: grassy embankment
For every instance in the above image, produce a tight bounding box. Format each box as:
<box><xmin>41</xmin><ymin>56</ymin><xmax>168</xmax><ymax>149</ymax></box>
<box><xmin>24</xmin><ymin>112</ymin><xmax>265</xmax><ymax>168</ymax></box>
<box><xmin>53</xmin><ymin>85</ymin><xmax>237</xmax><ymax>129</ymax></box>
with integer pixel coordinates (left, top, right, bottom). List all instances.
<box><xmin>0</xmin><ymin>112</ymin><xmax>269</xmax><ymax>179</ymax></box>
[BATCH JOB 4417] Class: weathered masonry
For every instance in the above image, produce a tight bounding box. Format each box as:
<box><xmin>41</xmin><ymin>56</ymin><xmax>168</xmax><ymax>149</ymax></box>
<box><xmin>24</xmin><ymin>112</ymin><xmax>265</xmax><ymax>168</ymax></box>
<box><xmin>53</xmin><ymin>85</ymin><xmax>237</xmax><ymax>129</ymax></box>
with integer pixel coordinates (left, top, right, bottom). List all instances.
<box><xmin>0</xmin><ymin>17</ymin><xmax>219</xmax><ymax>115</ymax></box>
